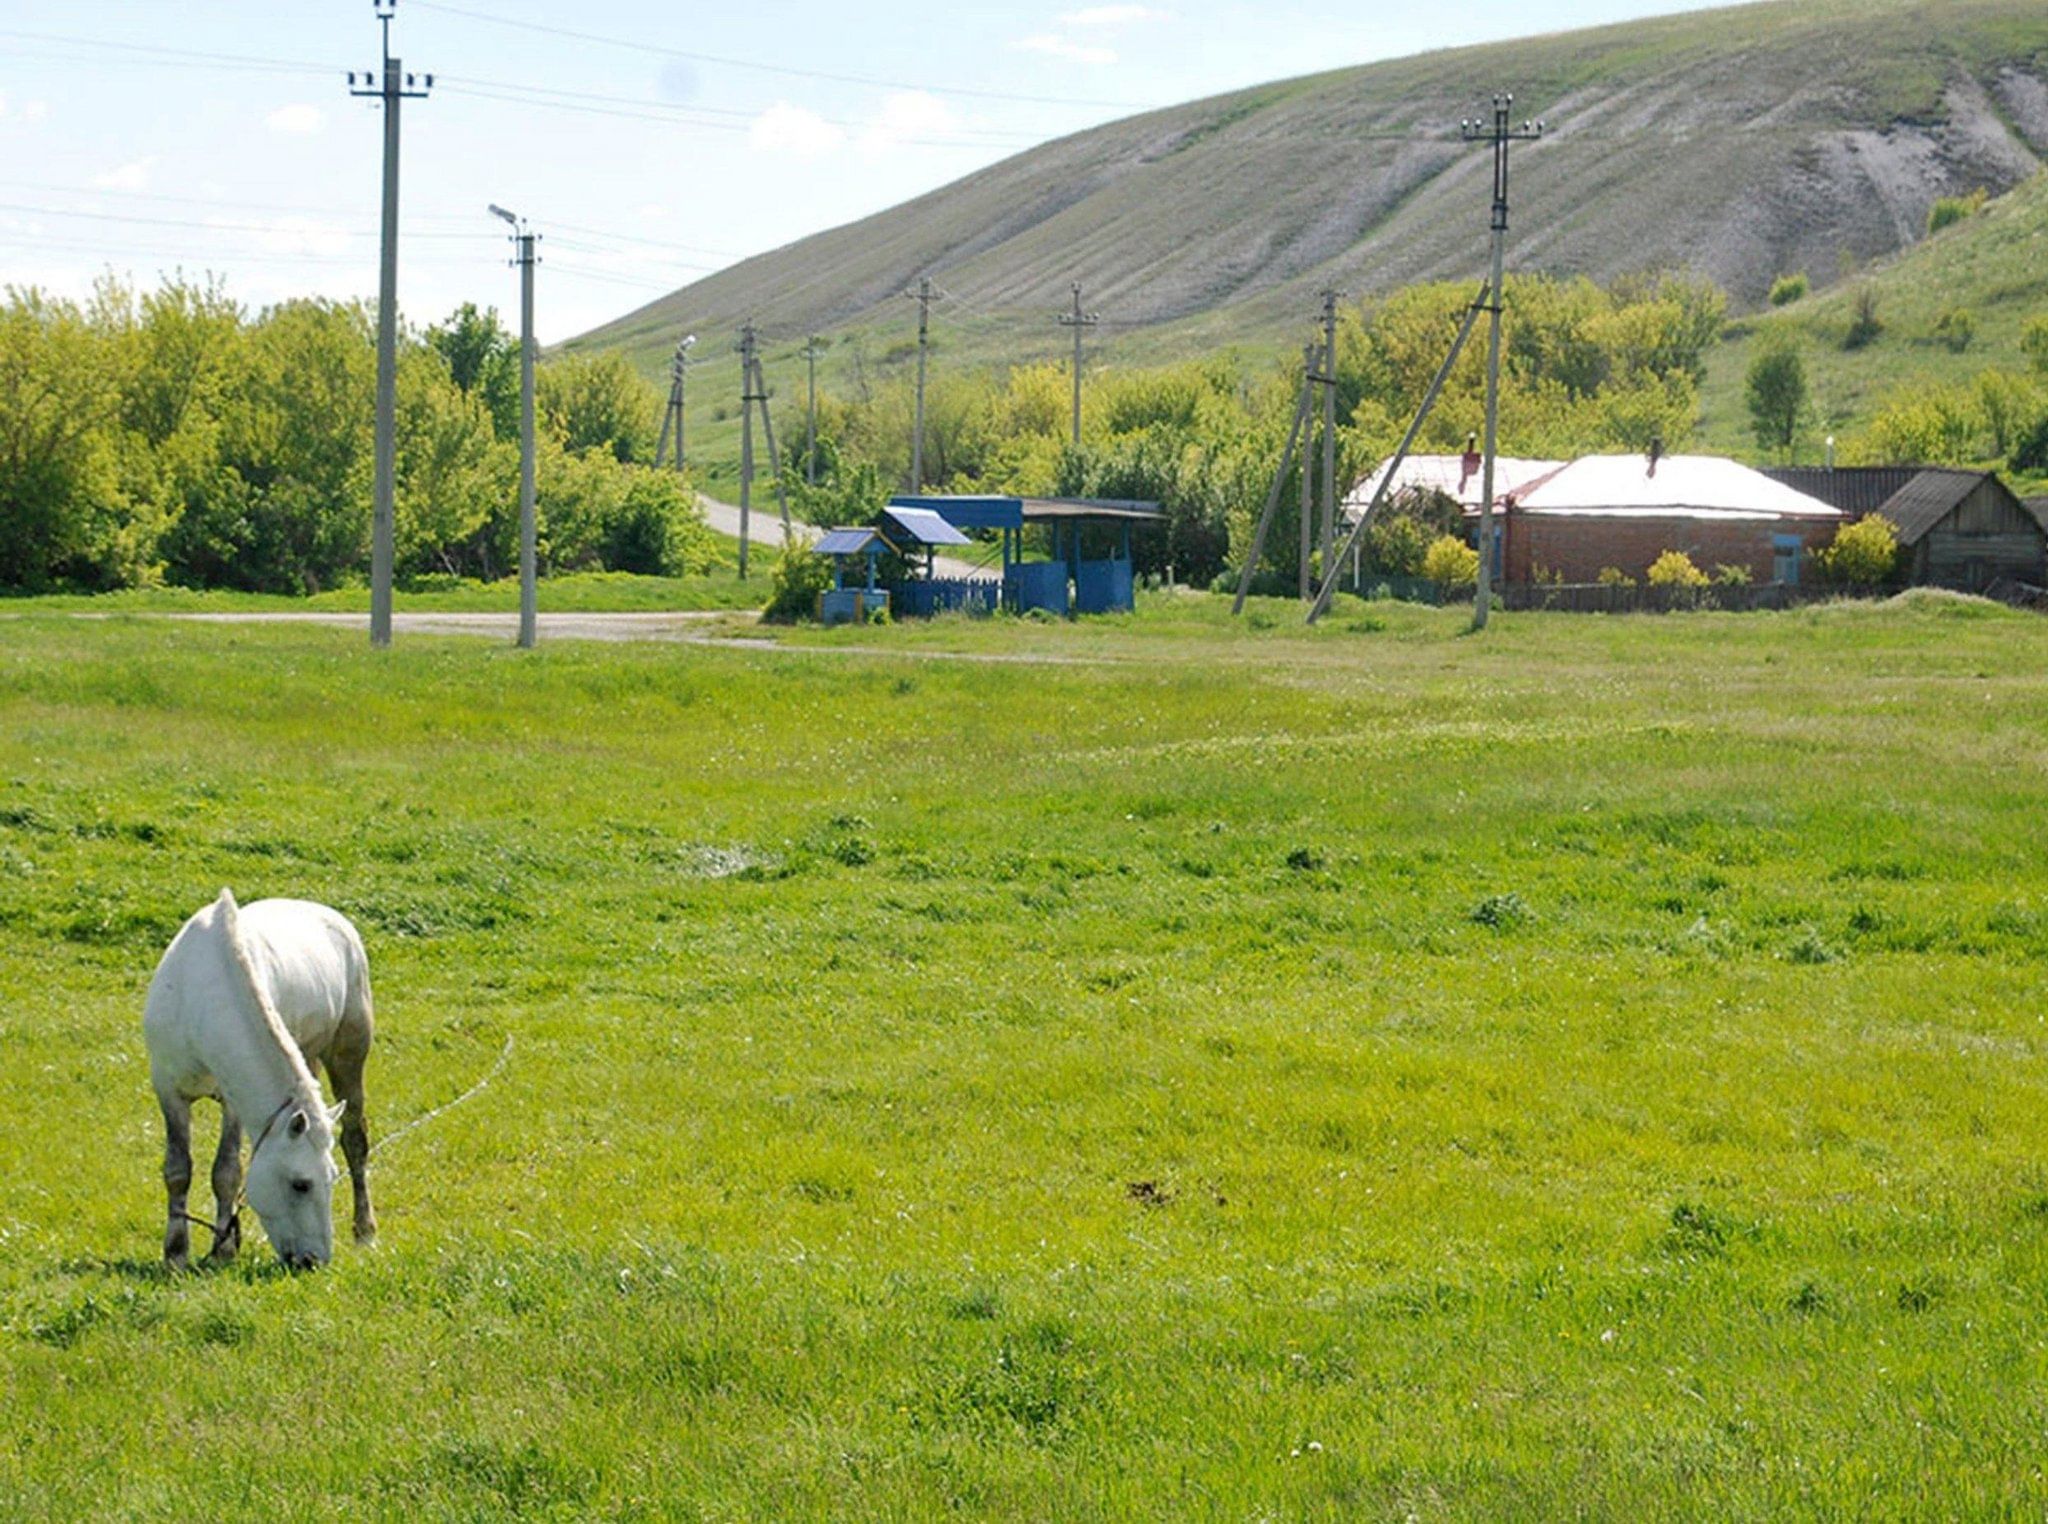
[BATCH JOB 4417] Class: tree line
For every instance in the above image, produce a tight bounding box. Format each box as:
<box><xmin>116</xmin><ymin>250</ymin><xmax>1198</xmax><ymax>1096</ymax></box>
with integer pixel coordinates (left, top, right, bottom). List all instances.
<box><xmin>0</xmin><ymin>278</ymin><xmax>714</xmax><ymax>593</ymax></box>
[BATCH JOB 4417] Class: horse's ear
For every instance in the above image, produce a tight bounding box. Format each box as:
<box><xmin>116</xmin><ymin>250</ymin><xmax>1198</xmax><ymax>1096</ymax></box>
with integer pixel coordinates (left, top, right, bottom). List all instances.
<box><xmin>289</xmin><ymin>1110</ymin><xmax>308</xmax><ymax>1139</ymax></box>
<box><xmin>327</xmin><ymin>1100</ymin><xmax>347</xmax><ymax>1126</ymax></box>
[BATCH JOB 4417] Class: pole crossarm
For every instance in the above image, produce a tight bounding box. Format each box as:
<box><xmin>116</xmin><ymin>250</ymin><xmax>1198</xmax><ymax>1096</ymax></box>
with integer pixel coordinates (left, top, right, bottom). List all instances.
<box><xmin>1305</xmin><ymin>282</ymin><xmax>1491</xmax><ymax>625</ymax></box>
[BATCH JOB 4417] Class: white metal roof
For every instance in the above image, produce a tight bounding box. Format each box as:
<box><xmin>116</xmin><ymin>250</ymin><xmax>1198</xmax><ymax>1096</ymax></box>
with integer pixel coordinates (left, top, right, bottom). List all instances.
<box><xmin>1512</xmin><ymin>454</ymin><xmax>1843</xmax><ymax>520</ymax></box>
<box><xmin>1344</xmin><ymin>453</ymin><xmax>1568</xmax><ymax>514</ymax></box>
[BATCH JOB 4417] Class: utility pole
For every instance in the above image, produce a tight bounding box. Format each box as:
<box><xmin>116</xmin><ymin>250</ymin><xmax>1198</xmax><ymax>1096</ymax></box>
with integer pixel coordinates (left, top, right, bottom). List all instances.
<box><xmin>1298</xmin><ymin>341</ymin><xmax>1316</xmax><ymax>599</ymax></box>
<box><xmin>1057</xmin><ymin>281</ymin><xmax>1099</xmax><ymax>449</ymax></box>
<box><xmin>801</xmin><ymin>335</ymin><xmax>822</xmax><ymax>484</ymax></box>
<box><xmin>749</xmin><ymin>349</ymin><xmax>792</xmax><ymax>536</ymax></box>
<box><xmin>737</xmin><ymin>321</ymin><xmax>757</xmax><ymax>579</ymax></box>
<box><xmin>908</xmin><ymin>277</ymin><xmax>930</xmax><ymax>492</ymax></box>
<box><xmin>348</xmin><ymin>0</ymin><xmax>430</xmax><ymax>649</ymax></box>
<box><xmin>1319</xmin><ymin>289</ymin><xmax>1339</xmax><ymax>591</ymax></box>
<box><xmin>1462</xmin><ymin>95</ymin><xmax>1542</xmax><ymax>629</ymax></box>
<box><xmin>654</xmin><ymin>333</ymin><xmax>695</xmax><ymax>472</ymax></box>
<box><xmin>490</xmin><ymin>205</ymin><xmax>538</xmax><ymax>649</ymax></box>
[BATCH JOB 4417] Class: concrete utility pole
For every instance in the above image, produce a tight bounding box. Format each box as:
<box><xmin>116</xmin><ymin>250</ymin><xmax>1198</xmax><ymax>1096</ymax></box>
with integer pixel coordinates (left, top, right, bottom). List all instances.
<box><xmin>737</xmin><ymin>321</ymin><xmax>758</xmax><ymax>579</ymax></box>
<box><xmin>801</xmin><ymin>335</ymin><xmax>822</xmax><ymax>484</ymax></box>
<box><xmin>908</xmin><ymin>277</ymin><xmax>931</xmax><ymax>492</ymax></box>
<box><xmin>489</xmin><ymin>204</ymin><xmax>538</xmax><ymax>649</ymax></box>
<box><xmin>1298</xmin><ymin>341</ymin><xmax>1317</xmax><ymax>599</ymax></box>
<box><xmin>1319</xmin><ymin>289</ymin><xmax>1340</xmax><ymax>590</ymax></box>
<box><xmin>1462</xmin><ymin>95</ymin><xmax>1542</xmax><ymax>629</ymax></box>
<box><xmin>654</xmin><ymin>333</ymin><xmax>694</xmax><ymax>472</ymax></box>
<box><xmin>348</xmin><ymin>0</ymin><xmax>430</xmax><ymax>649</ymax></box>
<box><xmin>1057</xmin><ymin>281</ymin><xmax>1099</xmax><ymax>449</ymax></box>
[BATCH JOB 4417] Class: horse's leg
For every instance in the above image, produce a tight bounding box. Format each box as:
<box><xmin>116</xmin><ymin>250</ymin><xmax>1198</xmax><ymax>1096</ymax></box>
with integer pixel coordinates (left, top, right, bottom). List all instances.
<box><xmin>329</xmin><ymin>1034</ymin><xmax>376</xmax><ymax>1246</ymax></box>
<box><xmin>204</xmin><ymin>1105</ymin><xmax>244</xmax><ymax>1265</ymax></box>
<box><xmin>158</xmin><ymin>1088</ymin><xmax>193</xmax><ymax>1270</ymax></box>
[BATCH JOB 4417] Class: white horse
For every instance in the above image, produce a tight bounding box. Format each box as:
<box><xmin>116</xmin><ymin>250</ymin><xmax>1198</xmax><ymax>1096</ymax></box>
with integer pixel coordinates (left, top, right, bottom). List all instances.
<box><xmin>143</xmin><ymin>889</ymin><xmax>376</xmax><ymax>1269</ymax></box>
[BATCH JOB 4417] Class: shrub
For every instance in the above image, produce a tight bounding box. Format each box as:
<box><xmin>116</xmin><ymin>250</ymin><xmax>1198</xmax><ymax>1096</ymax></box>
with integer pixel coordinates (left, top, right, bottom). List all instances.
<box><xmin>1844</xmin><ymin>286</ymin><xmax>1883</xmax><ymax>351</ymax></box>
<box><xmin>1816</xmin><ymin>514</ymin><xmax>1899</xmax><ymax>587</ymax></box>
<box><xmin>1421</xmin><ymin>534</ymin><xmax>1478</xmax><ymax>588</ymax></box>
<box><xmin>1647</xmin><ymin>550</ymin><xmax>1709</xmax><ymax>588</ymax></box>
<box><xmin>2012</xmin><ymin>411</ymin><xmax>2048</xmax><ymax>474</ymax></box>
<box><xmin>1767</xmin><ymin>272</ymin><xmax>1809</xmax><ymax>306</ymax></box>
<box><xmin>2022</xmin><ymin>314</ymin><xmax>2048</xmax><ymax>376</ymax></box>
<box><xmin>1926</xmin><ymin>188</ymin><xmax>1987</xmax><ymax>235</ymax></box>
<box><xmin>761</xmin><ymin>533</ymin><xmax>834</xmax><ymax>622</ymax></box>
<box><xmin>1931</xmin><ymin>306</ymin><xmax>1976</xmax><ymax>353</ymax></box>
<box><xmin>1712</xmin><ymin>563</ymin><xmax>1753</xmax><ymax>586</ymax></box>
<box><xmin>1596</xmin><ymin>566</ymin><xmax>1635</xmax><ymax>587</ymax></box>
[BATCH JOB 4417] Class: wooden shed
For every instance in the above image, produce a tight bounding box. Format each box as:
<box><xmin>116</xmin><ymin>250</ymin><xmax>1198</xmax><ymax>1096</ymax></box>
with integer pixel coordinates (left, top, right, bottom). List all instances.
<box><xmin>1870</xmin><ymin>470</ymin><xmax>2047</xmax><ymax>591</ymax></box>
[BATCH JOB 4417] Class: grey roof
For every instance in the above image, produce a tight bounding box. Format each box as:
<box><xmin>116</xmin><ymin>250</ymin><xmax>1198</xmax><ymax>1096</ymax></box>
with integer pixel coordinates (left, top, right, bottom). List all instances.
<box><xmin>815</xmin><ymin>527</ymin><xmax>883</xmax><ymax>557</ymax></box>
<box><xmin>1762</xmin><ymin>466</ymin><xmax>1921</xmax><ymax>516</ymax></box>
<box><xmin>879</xmin><ymin>506</ymin><xmax>972</xmax><ymax>547</ymax></box>
<box><xmin>1872</xmin><ymin>469</ymin><xmax>2006</xmax><ymax>543</ymax></box>
<box><xmin>2027</xmin><ymin>496</ymin><xmax>2048</xmax><ymax>532</ymax></box>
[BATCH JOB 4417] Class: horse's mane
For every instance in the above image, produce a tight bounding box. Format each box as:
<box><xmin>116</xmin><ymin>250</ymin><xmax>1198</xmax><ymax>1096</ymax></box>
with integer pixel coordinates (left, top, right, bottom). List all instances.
<box><xmin>215</xmin><ymin>887</ymin><xmax>324</xmax><ymax>1111</ymax></box>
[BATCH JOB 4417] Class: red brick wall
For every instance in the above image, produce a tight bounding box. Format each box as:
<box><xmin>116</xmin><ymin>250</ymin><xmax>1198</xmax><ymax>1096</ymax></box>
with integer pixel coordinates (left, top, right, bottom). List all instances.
<box><xmin>1500</xmin><ymin>513</ymin><xmax>1837</xmax><ymax>585</ymax></box>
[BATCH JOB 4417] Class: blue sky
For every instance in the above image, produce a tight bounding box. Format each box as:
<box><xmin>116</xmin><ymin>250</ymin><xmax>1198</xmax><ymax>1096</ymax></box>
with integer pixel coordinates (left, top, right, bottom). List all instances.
<box><xmin>0</xmin><ymin>0</ymin><xmax>1735</xmax><ymax>342</ymax></box>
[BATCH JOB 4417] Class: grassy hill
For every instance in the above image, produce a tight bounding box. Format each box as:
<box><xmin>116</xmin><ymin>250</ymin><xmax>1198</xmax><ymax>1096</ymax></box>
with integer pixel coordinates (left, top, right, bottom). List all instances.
<box><xmin>577</xmin><ymin>0</ymin><xmax>2048</xmax><ymax>457</ymax></box>
<box><xmin>1699</xmin><ymin>167</ymin><xmax>2048</xmax><ymax>459</ymax></box>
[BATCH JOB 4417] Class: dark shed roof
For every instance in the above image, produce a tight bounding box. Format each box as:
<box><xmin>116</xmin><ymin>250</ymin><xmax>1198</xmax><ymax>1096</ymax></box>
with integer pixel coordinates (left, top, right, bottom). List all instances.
<box><xmin>1761</xmin><ymin>466</ymin><xmax>1921</xmax><ymax>516</ymax></box>
<box><xmin>1872</xmin><ymin>469</ymin><xmax>2008</xmax><ymax>543</ymax></box>
<box><xmin>2026</xmin><ymin>496</ymin><xmax>2048</xmax><ymax>532</ymax></box>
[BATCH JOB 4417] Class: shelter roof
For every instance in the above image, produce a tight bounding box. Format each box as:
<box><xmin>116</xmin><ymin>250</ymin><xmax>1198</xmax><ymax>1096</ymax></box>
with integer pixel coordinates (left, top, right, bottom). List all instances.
<box><xmin>815</xmin><ymin>527</ymin><xmax>884</xmax><ymax>557</ymax></box>
<box><xmin>1512</xmin><ymin>454</ymin><xmax>1842</xmax><ymax>520</ymax></box>
<box><xmin>1871</xmin><ymin>469</ymin><xmax>2027</xmax><ymax>543</ymax></box>
<box><xmin>1018</xmin><ymin>497</ymin><xmax>1162</xmax><ymax>523</ymax></box>
<box><xmin>879</xmin><ymin>506</ymin><xmax>972</xmax><ymax>547</ymax></box>
<box><xmin>1345</xmin><ymin>453</ymin><xmax>1567</xmax><ymax>513</ymax></box>
<box><xmin>889</xmin><ymin>494</ymin><xmax>1162</xmax><ymax>529</ymax></box>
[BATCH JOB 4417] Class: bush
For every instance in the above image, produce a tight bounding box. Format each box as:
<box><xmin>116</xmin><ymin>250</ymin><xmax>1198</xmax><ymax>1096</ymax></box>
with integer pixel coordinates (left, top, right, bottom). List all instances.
<box><xmin>1712</xmin><ymin>563</ymin><xmax>1753</xmax><ymax>586</ymax></box>
<box><xmin>1931</xmin><ymin>307</ymin><xmax>1976</xmax><ymax>354</ymax></box>
<box><xmin>1927</xmin><ymin>188</ymin><xmax>1987</xmax><ymax>236</ymax></box>
<box><xmin>1817</xmin><ymin>515</ymin><xmax>1899</xmax><ymax>587</ymax></box>
<box><xmin>1767</xmin><ymin>272</ymin><xmax>1809</xmax><ymax>306</ymax></box>
<box><xmin>2013</xmin><ymin>411</ymin><xmax>2048</xmax><ymax>474</ymax></box>
<box><xmin>761</xmin><ymin>533</ymin><xmax>834</xmax><ymax>622</ymax></box>
<box><xmin>1844</xmin><ymin>287</ymin><xmax>1883</xmax><ymax>351</ymax></box>
<box><xmin>1647</xmin><ymin>550</ymin><xmax>1709</xmax><ymax>588</ymax></box>
<box><xmin>2022</xmin><ymin>314</ymin><xmax>2048</xmax><ymax>377</ymax></box>
<box><xmin>1421</xmin><ymin>534</ymin><xmax>1479</xmax><ymax>588</ymax></box>
<box><xmin>1596</xmin><ymin>566</ymin><xmax>1634</xmax><ymax>587</ymax></box>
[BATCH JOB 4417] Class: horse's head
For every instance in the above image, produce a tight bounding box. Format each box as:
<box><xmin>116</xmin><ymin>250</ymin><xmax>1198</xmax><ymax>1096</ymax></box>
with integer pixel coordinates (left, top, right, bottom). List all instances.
<box><xmin>244</xmin><ymin>1101</ymin><xmax>343</xmax><ymax>1269</ymax></box>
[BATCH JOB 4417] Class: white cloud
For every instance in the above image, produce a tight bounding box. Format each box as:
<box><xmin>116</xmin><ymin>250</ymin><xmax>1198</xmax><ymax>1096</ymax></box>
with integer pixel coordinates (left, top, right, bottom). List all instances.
<box><xmin>1013</xmin><ymin>33</ymin><xmax>1117</xmax><ymax>65</ymax></box>
<box><xmin>265</xmin><ymin>103</ymin><xmax>324</xmax><ymax>135</ymax></box>
<box><xmin>1058</xmin><ymin>5</ymin><xmax>1170</xmax><ymax>24</ymax></box>
<box><xmin>232</xmin><ymin>215</ymin><xmax>351</xmax><ymax>258</ymax></box>
<box><xmin>749</xmin><ymin>101</ymin><xmax>846</xmax><ymax>157</ymax></box>
<box><xmin>91</xmin><ymin>156</ymin><xmax>158</xmax><ymax>191</ymax></box>
<box><xmin>21</xmin><ymin>101</ymin><xmax>49</xmax><ymax>122</ymax></box>
<box><xmin>858</xmin><ymin>91</ymin><xmax>963</xmax><ymax>154</ymax></box>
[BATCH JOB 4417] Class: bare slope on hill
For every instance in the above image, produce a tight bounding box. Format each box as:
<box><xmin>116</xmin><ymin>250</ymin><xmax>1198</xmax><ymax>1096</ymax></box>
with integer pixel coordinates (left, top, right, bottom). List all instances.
<box><xmin>579</xmin><ymin>0</ymin><xmax>2048</xmax><ymax>379</ymax></box>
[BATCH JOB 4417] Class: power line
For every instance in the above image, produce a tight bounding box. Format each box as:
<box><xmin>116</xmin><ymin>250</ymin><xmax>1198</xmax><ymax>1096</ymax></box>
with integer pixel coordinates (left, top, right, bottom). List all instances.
<box><xmin>408</xmin><ymin>0</ymin><xmax>1161</xmax><ymax>111</ymax></box>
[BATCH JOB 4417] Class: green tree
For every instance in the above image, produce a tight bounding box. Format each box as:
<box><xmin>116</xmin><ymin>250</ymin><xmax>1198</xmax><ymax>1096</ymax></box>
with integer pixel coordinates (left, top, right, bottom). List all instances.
<box><xmin>428</xmin><ymin>302</ymin><xmax>520</xmax><ymax>439</ymax></box>
<box><xmin>538</xmin><ymin>350</ymin><xmax>658</xmax><ymax>463</ymax></box>
<box><xmin>2018</xmin><ymin>314</ymin><xmax>2048</xmax><ymax>376</ymax></box>
<box><xmin>1744</xmin><ymin>341</ymin><xmax>1807</xmax><ymax>457</ymax></box>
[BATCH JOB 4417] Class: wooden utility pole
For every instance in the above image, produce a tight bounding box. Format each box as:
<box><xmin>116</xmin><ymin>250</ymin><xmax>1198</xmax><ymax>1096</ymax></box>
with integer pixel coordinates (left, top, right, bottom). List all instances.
<box><xmin>654</xmin><ymin>333</ymin><xmax>694</xmax><ymax>472</ymax></box>
<box><xmin>737</xmin><ymin>322</ymin><xmax>757</xmax><ymax>579</ymax></box>
<box><xmin>1319</xmin><ymin>289</ymin><xmax>1339</xmax><ymax>589</ymax></box>
<box><xmin>800</xmin><ymin>335</ymin><xmax>823</xmax><ymax>484</ymax></box>
<box><xmin>749</xmin><ymin>350</ymin><xmax>791</xmax><ymax>536</ymax></box>
<box><xmin>1057</xmin><ymin>281</ymin><xmax>1099</xmax><ymax>448</ymax></box>
<box><xmin>1298</xmin><ymin>341</ymin><xmax>1316</xmax><ymax>599</ymax></box>
<box><xmin>1462</xmin><ymin>95</ymin><xmax>1543</xmax><ymax>629</ymax></box>
<box><xmin>348</xmin><ymin>0</ymin><xmax>430</xmax><ymax>648</ymax></box>
<box><xmin>908</xmin><ymin>277</ymin><xmax>931</xmax><ymax>492</ymax></box>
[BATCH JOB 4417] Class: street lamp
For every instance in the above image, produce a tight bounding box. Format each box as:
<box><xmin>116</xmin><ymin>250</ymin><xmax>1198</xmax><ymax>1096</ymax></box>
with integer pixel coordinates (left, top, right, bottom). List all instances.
<box><xmin>490</xmin><ymin>203</ymin><xmax>538</xmax><ymax>647</ymax></box>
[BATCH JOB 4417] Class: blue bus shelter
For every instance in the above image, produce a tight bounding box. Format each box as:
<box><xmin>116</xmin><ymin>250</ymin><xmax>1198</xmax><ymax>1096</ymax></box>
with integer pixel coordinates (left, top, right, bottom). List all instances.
<box><xmin>886</xmin><ymin>495</ymin><xmax>1160</xmax><ymax>615</ymax></box>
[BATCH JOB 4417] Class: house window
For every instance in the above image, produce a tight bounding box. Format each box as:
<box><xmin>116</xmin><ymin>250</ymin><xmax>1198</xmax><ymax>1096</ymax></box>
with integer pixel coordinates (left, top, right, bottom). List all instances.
<box><xmin>1773</xmin><ymin>534</ymin><xmax>1801</xmax><ymax>586</ymax></box>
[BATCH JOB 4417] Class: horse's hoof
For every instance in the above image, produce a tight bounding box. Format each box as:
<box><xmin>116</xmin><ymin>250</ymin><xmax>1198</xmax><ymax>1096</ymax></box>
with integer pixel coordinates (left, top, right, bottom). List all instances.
<box><xmin>355</xmin><ymin>1225</ymin><xmax>378</xmax><ymax>1247</ymax></box>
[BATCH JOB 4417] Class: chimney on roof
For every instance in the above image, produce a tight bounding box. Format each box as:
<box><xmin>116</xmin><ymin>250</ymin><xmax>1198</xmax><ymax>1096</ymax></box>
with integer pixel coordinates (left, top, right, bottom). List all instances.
<box><xmin>1460</xmin><ymin>431</ymin><xmax>1481</xmax><ymax>492</ymax></box>
<box><xmin>1647</xmin><ymin>435</ymin><xmax>1663</xmax><ymax>477</ymax></box>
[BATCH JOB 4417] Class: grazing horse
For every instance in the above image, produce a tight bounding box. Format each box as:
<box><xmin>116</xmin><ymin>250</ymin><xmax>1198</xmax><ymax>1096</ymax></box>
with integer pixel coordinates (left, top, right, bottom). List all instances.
<box><xmin>144</xmin><ymin>889</ymin><xmax>376</xmax><ymax>1269</ymax></box>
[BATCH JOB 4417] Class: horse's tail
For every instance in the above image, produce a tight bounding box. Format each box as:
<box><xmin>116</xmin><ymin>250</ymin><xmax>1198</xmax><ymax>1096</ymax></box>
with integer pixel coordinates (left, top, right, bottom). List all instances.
<box><xmin>215</xmin><ymin>887</ymin><xmax>291</xmax><ymax>1045</ymax></box>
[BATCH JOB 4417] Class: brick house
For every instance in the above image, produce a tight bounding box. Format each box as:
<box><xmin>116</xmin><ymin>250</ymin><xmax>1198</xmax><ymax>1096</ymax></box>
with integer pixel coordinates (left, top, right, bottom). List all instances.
<box><xmin>1486</xmin><ymin>451</ymin><xmax>1842</xmax><ymax>586</ymax></box>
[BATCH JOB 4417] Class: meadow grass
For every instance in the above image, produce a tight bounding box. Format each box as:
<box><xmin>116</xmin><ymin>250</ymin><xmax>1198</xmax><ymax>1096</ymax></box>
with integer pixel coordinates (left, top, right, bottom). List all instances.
<box><xmin>2</xmin><ymin>594</ymin><xmax>2047</xmax><ymax>1519</ymax></box>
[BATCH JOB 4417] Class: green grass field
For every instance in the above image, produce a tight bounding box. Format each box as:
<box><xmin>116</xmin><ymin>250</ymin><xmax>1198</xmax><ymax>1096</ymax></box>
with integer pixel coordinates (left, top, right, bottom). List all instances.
<box><xmin>3</xmin><ymin>595</ymin><xmax>2047</xmax><ymax>1519</ymax></box>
